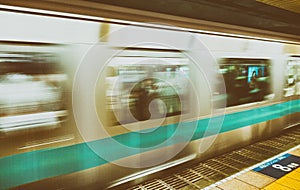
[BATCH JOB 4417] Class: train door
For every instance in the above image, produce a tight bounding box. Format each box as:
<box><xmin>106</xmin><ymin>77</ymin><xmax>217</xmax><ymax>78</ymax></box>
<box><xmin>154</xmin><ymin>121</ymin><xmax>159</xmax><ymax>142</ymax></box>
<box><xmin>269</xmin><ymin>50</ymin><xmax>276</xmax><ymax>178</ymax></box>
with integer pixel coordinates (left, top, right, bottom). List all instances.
<box><xmin>283</xmin><ymin>55</ymin><xmax>300</xmax><ymax>127</ymax></box>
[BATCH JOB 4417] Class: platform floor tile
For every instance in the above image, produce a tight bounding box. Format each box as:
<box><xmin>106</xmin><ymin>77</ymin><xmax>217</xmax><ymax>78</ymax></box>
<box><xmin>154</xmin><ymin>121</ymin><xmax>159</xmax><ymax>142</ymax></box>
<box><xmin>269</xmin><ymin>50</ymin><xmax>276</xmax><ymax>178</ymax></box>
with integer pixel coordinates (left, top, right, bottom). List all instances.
<box><xmin>290</xmin><ymin>149</ymin><xmax>300</xmax><ymax>157</ymax></box>
<box><xmin>208</xmin><ymin>187</ymin><xmax>222</xmax><ymax>190</ymax></box>
<box><xmin>236</xmin><ymin>171</ymin><xmax>275</xmax><ymax>188</ymax></box>
<box><xmin>217</xmin><ymin>178</ymin><xmax>259</xmax><ymax>190</ymax></box>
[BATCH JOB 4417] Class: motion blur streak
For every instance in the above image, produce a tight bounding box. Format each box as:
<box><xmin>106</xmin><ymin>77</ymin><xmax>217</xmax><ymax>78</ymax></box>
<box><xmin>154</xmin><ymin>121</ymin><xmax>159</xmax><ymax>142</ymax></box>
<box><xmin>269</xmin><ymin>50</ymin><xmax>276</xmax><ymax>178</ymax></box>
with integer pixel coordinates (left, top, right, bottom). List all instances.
<box><xmin>0</xmin><ymin>8</ymin><xmax>299</xmax><ymax>190</ymax></box>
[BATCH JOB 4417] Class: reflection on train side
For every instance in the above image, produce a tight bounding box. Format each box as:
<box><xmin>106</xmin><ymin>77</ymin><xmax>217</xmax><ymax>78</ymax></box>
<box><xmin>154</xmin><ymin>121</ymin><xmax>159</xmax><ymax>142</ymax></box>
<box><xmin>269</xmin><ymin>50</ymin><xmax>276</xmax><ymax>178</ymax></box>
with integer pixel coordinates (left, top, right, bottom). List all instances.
<box><xmin>105</xmin><ymin>48</ymin><xmax>190</xmax><ymax>126</ymax></box>
<box><xmin>0</xmin><ymin>51</ymin><xmax>67</xmax><ymax>133</ymax></box>
<box><xmin>284</xmin><ymin>56</ymin><xmax>300</xmax><ymax>97</ymax></box>
<box><xmin>220</xmin><ymin>58</ymin><xmax>272</xmax><ymax>107</ymax></box>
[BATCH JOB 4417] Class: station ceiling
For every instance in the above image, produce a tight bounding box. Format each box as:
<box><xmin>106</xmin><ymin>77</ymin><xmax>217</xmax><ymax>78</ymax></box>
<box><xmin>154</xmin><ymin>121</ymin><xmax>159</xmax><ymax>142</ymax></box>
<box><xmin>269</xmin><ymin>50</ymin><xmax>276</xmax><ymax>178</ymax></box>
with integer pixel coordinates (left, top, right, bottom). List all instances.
<box><xmin>89</xmin><ymin>0</ymin><xmax>300</xmax><ymax>36</ymax></box>
<box><xmin>0</xmin><ymin>0</ymin><xmax>299</xmax><ymax>41</ymax></box>
<box><xmin>257</xmin><ymin>0</ymin><xmax>300</xmax><ymax>14</ymax></box>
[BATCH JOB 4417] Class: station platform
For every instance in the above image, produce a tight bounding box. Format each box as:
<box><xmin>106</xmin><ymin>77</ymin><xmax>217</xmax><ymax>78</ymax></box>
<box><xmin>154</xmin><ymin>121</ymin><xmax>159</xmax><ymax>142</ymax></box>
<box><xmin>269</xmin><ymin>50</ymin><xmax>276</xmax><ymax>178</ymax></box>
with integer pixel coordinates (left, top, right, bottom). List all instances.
<box><xmin>208</xmin><ymin>146</ymin><xmax>300</xmax><ymax>190</ymax></box>
<box><xmin>124</xmin><ymin>127</ymin><xmax>300</xmax><ymax>190</ymax></box>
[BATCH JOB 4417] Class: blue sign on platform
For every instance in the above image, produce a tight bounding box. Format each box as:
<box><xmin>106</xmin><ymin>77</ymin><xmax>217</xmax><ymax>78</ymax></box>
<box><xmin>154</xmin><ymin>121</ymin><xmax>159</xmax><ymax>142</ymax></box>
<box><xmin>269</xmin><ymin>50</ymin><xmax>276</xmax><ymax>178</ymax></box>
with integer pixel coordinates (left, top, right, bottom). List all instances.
<box><xmin>253</xmin><ymin>153</ymin><xmax>300</xmax><ymax>179</ymax></box>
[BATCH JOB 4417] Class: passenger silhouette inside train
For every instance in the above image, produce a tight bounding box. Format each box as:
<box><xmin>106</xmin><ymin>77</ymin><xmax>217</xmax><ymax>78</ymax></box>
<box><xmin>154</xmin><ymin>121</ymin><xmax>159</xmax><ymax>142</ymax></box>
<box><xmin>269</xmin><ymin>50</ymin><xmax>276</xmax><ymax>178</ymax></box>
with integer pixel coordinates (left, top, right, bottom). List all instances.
<box><xmin>249</xmin><ymin>71</ymin><xmax>258</xmax><ymax>89</ymax></box>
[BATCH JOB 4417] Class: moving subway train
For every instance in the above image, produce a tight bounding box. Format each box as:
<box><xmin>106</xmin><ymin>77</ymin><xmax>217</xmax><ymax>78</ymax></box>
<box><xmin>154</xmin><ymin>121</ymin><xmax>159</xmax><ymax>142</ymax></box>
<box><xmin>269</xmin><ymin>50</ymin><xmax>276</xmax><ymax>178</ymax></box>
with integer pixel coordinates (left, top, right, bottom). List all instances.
<box><xmin>0</xmin><ymin>8</ymin><xmax>300</xmax><ymax>190</ymax></box>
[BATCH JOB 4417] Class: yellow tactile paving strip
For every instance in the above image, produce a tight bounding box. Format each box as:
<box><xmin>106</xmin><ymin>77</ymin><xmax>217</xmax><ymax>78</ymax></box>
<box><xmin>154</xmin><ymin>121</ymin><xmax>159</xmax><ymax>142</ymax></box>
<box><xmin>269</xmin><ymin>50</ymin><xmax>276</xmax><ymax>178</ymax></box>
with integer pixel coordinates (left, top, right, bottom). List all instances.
<box><xmin>286</xmin><ymin>170</ymin><xmax>300</xmax><ymax>181</ymax></box>
<box><xmin>276</xmin><ymin>176</ymin><xmax>300</xmax><ymax>189</ymax></box>
<box><xmin>212</xmin><ymin>148</ymin><xmax>300</xmax><ymax>190</ymax></box>
<box><xmin>264</xmin><ymin>182</ymin><xmax>294</xmax><ymax>190</ymax></box>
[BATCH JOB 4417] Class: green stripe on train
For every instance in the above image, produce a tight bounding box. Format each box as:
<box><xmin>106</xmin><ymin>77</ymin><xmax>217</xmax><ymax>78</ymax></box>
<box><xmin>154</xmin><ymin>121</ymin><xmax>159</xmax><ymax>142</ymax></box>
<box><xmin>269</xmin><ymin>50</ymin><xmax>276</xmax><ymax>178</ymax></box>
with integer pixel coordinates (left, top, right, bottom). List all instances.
<box><xmin>0</xmin><ymin>100</ymin><xmax>299</xmax><ymax>189</ymax></box>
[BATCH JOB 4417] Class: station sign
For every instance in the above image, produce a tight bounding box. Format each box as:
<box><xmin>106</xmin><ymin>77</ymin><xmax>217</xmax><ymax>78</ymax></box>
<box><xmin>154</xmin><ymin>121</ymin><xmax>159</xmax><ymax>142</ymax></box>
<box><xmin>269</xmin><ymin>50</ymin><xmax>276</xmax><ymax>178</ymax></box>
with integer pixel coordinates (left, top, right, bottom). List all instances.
<box><xmin>253</xmin><ymin>153</ymin><xmax>300</xmax><ymax>179</ymax></box>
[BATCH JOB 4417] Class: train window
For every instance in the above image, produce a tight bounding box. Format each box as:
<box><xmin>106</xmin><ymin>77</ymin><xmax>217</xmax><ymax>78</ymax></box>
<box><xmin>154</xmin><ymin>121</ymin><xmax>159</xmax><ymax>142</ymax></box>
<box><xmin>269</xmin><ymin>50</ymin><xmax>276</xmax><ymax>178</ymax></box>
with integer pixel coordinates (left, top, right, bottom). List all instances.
<box><xmin>104</xmin><ymin>48</ymin><xmax>190</xmax><ymax>126</ymax></box>
<box><xmin>0</xmin><ymin>45</ymin><xmax>67</xmax><ymax>133</ymax></box>
<box><xmin>284</xmin><ymin>56</ymin><xmax>300</xmax><ymax>97</ymax></box>
<box><xmin>219</xmin><ymin>58</ymin><xmax>272</xmax><ymax>107</ymax></box>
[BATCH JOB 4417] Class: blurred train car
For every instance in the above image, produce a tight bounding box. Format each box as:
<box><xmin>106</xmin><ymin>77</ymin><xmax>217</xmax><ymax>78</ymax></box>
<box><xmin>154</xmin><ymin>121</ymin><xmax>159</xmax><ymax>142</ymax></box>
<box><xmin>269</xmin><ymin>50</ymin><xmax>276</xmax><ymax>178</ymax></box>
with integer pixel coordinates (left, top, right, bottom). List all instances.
<box><xmin>0</xmin><ymin>8</ymin><xmax>300</xmax><ymax>190</ymax></box>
